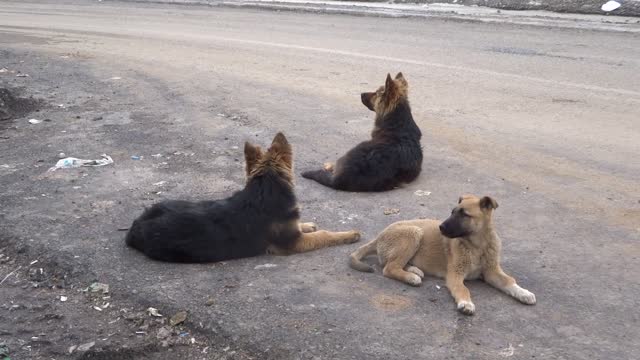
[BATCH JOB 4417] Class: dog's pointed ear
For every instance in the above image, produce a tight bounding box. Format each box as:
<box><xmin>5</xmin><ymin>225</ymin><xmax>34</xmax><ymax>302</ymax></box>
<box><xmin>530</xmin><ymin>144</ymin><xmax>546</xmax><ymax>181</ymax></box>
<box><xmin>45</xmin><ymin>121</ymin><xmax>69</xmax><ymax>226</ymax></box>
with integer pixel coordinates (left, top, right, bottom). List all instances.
<box><xmin>479</xmin><ymin>196</ymin><xmax>499</xmax><ymax>210</ymax></box>
<box><xmin>458</xmin><ymin>196</ymin><xmax>464</xmax><ymax>204</ymax></box>
<box><xmin>244</xmin><ymin>142</ymin><xmax>262</xmax><ymax>175</ymax></box>
<box><xmin>269</xmin><ymin>132</ymin><xmax>293</xmax><ymax>166</ymax></box>
<box><xmin>395</xmin><ymin>72</ymin><xmax>408</xmax><ymax>87</ymax></box>
<box><xmin>395</xmin><ymin>72</ymin><xmax>404</xmax><ymax>80</ymax></box>
<box><xmin>385</xmin><ymin>73</ymin><xmax>395</xmax><ymax>91</ymax></box>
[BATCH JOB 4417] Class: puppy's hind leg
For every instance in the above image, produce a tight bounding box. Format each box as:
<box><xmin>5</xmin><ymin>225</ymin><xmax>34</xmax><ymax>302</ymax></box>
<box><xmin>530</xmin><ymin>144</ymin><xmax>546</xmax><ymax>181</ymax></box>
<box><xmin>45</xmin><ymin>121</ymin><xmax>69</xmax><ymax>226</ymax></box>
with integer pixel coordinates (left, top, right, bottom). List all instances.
<box><xmin>379</xmin><ymin>225</ymin><xmax>424</xmax><ymax>287</ymax></box>
<box><xmin>290</xmin><ymin>230</ymin><xmax>361</xmax><ymax>253</ymax></box>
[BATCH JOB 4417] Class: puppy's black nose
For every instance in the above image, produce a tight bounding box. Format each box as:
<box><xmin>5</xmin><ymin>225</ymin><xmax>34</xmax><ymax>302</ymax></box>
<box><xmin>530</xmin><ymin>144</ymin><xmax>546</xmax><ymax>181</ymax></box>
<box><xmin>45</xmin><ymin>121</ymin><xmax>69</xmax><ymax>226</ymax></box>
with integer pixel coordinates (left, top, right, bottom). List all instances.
<box><xmin>439</xmin><ymin>224</ymin><xmax>446</xmax><ymax>233</ymax></box>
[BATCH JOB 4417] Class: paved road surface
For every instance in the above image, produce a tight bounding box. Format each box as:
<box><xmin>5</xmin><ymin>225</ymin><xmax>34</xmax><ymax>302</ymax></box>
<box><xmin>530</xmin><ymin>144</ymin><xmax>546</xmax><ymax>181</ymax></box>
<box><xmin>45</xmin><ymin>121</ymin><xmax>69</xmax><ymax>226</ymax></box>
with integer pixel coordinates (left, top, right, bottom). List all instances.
<box><xmin>1</xmin><ymin>0</ymin><xmax>639</xmax><ymax>358</ymax></box>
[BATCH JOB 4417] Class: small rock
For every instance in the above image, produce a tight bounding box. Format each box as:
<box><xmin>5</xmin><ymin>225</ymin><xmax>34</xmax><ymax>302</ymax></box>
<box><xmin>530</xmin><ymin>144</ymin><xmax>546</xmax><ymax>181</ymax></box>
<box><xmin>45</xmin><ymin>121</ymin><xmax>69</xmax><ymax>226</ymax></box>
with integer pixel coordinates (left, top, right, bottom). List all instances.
<box><xmin>383</xmin><ymin>208</ymin><xmax>400</xmax><ymax>215</ymax></box>
<box><xmin>88</xmin><ymin>282</ymin><xmax>109</xmax><ymax>294</ymax></box>
<box><xmin>169</xmin><ymin>311</ymin><xmax>187</xmax><ymax>326</ymax></box>
<box><xmin>68</xmin><ymin>345</ymin><xmax>77</xmax><ymax>354</ymax></box>
<box><xmin>92</xmin><ymin>116</ymin><xmax>103</xmax><ymax>121</ymax></box>
<box><xmin>156</xmin><ymin>326</ymin><xmax>172</xmax><ymax>340</ymax></box>
<box><xmin>58</xmin><ymin>152</ymin><xmax>66</xmax><ymax>159</ymax></box>
<box><xmin>205</xmin><ymin>298</ymin><xmax>215</xmax><ymax>306</ymax></box>
<box><xmin>76</xmin><ymin>341</ymin><xmax>95</xmax><ymax>352</ymax></box>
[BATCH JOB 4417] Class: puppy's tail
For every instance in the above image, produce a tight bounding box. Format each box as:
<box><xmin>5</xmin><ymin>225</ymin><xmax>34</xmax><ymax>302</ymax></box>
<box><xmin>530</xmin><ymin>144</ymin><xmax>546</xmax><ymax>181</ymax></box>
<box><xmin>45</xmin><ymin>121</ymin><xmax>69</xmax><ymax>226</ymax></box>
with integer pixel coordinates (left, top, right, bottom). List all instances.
<box><xmin>349</xmin><ymin>238</ymin><xmax>378</xmax><ymax>273</ymax></box>
<box><xmin>301</xmin><ymin>169</ymin><xmax>334</xmax><ymax>188</ymax></box>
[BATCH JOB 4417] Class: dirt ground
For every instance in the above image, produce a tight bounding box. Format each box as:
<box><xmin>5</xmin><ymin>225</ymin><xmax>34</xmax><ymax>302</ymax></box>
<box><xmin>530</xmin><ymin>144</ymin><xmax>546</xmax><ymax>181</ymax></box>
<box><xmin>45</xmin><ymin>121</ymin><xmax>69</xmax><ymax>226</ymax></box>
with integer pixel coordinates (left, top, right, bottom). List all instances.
<box><xmin>1</xmin><ymin>1</ymin><xmax>639</xmax><ymax>359</ymax></box>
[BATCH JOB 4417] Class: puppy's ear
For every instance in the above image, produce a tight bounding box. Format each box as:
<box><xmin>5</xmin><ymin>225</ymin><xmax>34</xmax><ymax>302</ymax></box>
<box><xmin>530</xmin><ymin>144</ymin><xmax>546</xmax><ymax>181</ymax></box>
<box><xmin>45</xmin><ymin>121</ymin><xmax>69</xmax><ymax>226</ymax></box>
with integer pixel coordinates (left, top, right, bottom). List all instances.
<box><xmin>458</xmin><ymin>196</ymin><xmax>464</xmax><ymax>204</ymax></box>
<box><xmin>269</xmin><ymin>132</ymin><xmax>293</xmax><ymax>167</ymax></box>
<box><xmin>244</xmin><ymin>142</ymin><xmax>262</xmax><ymax>175</ymax></box>
<box><xmin>479</xmin><ymin>196</ymin><xmax>499</xmax><ymax>210</ymax></box>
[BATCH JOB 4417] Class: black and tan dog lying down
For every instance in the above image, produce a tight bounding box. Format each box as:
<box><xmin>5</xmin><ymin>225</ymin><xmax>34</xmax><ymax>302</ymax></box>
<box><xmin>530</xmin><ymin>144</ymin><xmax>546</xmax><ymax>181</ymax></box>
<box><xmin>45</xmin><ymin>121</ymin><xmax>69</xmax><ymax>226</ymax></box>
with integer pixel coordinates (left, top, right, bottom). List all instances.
<box><xmin>126</xmin><ymin>133</ymin><xmax>361</xmax><ymax>263</ymax></box>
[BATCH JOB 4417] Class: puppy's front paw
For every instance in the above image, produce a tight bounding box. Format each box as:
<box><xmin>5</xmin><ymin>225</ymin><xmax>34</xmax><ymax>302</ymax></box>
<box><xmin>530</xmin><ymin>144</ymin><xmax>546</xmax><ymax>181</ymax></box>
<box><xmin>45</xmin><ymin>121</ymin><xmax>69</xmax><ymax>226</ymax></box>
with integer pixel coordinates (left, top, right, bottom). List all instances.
<box><xmin>346</xmin><ymin>231</ymin><xmax>361</xmax><ymax>244</ymax></box>
<box><xmin>323</xmin><ymin>162</ymin><xmax>334</xmax><ymax>172</ymax></box>
<box><xmin>457</xmin><ymin>300</ymin><xmax>476</xmax><ymax>315</ymax></box>
<box><xmin>516</xmin><ymin>288</ymin><xmax>536</xmax><ymax>305</ymax></box>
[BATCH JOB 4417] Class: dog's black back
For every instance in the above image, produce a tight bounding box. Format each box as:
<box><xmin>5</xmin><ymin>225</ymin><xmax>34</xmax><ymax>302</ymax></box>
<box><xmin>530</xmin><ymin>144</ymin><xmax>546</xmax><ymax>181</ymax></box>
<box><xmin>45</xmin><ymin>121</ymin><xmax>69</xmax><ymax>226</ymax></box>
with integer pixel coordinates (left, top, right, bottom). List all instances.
<box><xmin>302</xmin><ymin>73</ymin><xmax>422</xmax><ymax>192</ymax></box>
<box><xmin>126</xmin><ymin>133</ymin><xmax>301</xmax><ymax>263</ymax></box>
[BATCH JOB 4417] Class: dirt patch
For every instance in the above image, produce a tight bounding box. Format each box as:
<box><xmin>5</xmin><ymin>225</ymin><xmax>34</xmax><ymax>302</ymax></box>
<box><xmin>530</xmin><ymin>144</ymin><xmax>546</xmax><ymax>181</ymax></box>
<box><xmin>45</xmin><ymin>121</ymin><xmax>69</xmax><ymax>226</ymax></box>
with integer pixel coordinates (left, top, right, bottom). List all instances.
<box><xmin>370</xmin><ymin>294</ymin><xmax>413</xmax><ymax>311</ymax></box>
<box><xmin>0</xmin><ymin>87</ymin><xmax>41</xmax><ymax>122</ymax></box>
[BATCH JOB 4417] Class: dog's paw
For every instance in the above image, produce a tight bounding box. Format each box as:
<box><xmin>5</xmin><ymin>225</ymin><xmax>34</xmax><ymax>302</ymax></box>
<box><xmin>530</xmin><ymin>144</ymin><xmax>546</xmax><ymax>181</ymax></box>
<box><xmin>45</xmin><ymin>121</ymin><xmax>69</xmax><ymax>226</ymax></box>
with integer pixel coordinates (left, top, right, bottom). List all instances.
<box><xmin>405</xmin><ymin>273</ymin><xmax>422</xmax><ymax>286</ymax></box>
<box><xmin>346</xmin><ymin>231</ymin><xmax>361</xmax><ymax>244</ymax></box>
<box><xmin>323</xmin><ymin>162</ymin><xmax>334</xmax><ymax>172</ymax></box>
<box><xmin>300</xmin><ymin>222</ymin><xmax>317</xmax><ymax>233</ymax></box>
<box><xmin>516</xmin><ymin>288</ymin><xmax>536</xmax><ymax>305</ymax></box>
<box><xmin>457</xmin><ymin>300</ymin><xmax>476</xmax><ymax>315</ymax></box>
<box><xmin>405</xmin><ymin>266</ymin><xmax>424</xmax><ymax>279</ymax></box>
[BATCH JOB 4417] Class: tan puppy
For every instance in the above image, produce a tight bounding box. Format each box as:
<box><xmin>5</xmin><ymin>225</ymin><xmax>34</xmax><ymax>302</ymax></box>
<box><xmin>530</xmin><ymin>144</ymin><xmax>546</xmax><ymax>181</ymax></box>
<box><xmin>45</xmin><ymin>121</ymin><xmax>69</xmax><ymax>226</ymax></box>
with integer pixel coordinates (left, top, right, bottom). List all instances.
<box><xmin>349</xmin><ymin>195</ymin><xmax>536</xmax><ymax>315</ymax></box>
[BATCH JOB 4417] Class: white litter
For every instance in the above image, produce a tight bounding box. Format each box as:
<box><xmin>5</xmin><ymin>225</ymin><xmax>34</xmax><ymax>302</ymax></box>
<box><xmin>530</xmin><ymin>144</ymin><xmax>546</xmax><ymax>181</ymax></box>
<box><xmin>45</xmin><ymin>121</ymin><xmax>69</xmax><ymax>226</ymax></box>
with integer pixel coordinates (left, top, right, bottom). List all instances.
<box><xmin>499</xmin><ymin>343</ymin><xmax>515</xmax><ymax>357</ymax></box>
<box><xmin>48</xmin><ymin>154</ymin><xmax>113</xmax><ymax>171</ymax></box>
<box><xmin>152</xmin><ymin>181</ymin><xmax>166</xmax><ymax>186</ymax></box>
<box><xmin>108</xmin><ymin>76</ymin><xmax>122</xmax><ymax>80</ymax></box>
<box><xmin>435</xmin><ymin>285</ymin><xmax>441</xmax><ymax>290</ymax></box>
<box><xmin>601</xmin><ymin>1</ymin><xmax>621</xmax><ymax>12</ymax></box>
<box><xmin>93</xmin><ymin>306</ymin><xmax>103</xmax><ymax>312</ymax></box>
<box><xmin>254</xmin><ymin>263</ymin><xmax>278</xmax><ymax>270</ymax></box>
<box><xmin>60</xmin><ymin>295</ymin><xmax>68</xmax><ymax>302</ymax></box>
<box><xmin>414</xmin><ymin>190</ymin><xmax>431</xmax><ymax>197</ymax></box>
<box><xmin>0</xmin><ymin>68</ymin><xmax>8</xmax><ymax>73</ymax></box>
<box><xmin>28</xmin><ymin>119</ymin><xmax>42</xmax><ymax>124</ymax></box>
<box><xmin>29</xmin><ymin>260</ymin><xmax>38</xmax><ymax>265</ymax></box>
<box><xmin>16</xmin><ymin>73</ymin><xmax>29</xmax><ymax>77</ymax></box>
<box><xmin>147</xmin><ymin>307</ymin><xmax>163</xmax><ymax>317</ymax></box>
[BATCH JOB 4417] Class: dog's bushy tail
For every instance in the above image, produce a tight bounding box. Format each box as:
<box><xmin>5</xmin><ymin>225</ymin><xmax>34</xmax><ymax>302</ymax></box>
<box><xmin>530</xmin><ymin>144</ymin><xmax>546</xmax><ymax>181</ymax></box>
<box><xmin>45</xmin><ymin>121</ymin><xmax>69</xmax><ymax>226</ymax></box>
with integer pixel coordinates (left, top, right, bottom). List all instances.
<box><xmin>125</xmin><ymin>219</ymin><xmax>143</xmax><ymax>250</ymax></box>
<box><xmin>349</xmin><ymin>238</ymin><xmax>377</xmax><ymax>273</ymax></box>
<box><xmin>301</xmin><ymin>169</ymin><xmax>334</xmax><ymax>188</ymax></box>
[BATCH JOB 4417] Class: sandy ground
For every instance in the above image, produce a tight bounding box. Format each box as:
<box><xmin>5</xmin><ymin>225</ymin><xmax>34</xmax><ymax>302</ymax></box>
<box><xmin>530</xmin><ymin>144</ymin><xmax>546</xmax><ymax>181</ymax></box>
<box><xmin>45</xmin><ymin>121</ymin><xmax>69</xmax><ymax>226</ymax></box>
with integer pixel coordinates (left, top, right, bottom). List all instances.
<box><xmin>0</xmin><ymin>0</ymin><xmax>639</xmax><ymax>359</ymax></box>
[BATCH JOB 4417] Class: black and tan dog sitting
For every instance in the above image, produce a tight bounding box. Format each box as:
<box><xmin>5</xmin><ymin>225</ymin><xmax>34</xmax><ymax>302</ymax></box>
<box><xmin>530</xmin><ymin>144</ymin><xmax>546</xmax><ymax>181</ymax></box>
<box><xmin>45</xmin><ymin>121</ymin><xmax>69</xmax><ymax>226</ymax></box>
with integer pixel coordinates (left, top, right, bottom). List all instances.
<box><xmin>302</xmin><ymin>73</ymin><xmax>422</xmax><ymax>192</ymax></box>
<box><xmin>126</xmin><ymin>133</ymin><xmax>361</xmax><ymax>263</ymax></box>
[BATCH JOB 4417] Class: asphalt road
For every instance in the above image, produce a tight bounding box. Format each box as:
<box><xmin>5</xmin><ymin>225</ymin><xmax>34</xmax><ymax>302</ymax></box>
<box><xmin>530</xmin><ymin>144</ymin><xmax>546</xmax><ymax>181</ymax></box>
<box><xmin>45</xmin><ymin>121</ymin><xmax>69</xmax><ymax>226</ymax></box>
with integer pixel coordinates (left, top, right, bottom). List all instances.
<box><xmin>1</xmin><ymin>0</ymin><xmax>639</xmax><ymax>359</ymax></box>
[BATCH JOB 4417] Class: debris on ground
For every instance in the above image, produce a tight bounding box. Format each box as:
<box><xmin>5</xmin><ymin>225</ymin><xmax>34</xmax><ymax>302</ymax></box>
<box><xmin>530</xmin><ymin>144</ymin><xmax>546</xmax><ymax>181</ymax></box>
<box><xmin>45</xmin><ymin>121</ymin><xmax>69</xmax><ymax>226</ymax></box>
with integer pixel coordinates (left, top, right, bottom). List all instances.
<box><xmin>383</xmin><ymin>208</ymin><xmax>400</xmax><ymax>215</ymax></box>
<box><xmin>205</xmin><ymin>298</ymin><xmax>215</xmax><ymax>306</ymax></box>
<box><xmin>131</xmin><ymin>155</ymin><xmax>142</xmax><ymax>160</ymax></box>
<box><xmin>152</xmin><ymin>181</ymin><xmax>166</xmax><ymax>186</ymax></box>
<box><xmin>601</xmin><ymin>1</ymin><xmax>621</xmax><ymax>12</ymax></box>
<box><xmin>15</xmin><ymin>73</ymin><xmax>29</xmax><ymax>77</ymax></box>
<box><xmin>48</xmin><ymin>154</ymin><xmax>113</xmax><ymax>171</ymax></box>
<box><xmin>87</xmin><ymin>282</ymin><xmax>109</xmax><ymax>294</ymax></box>
<box><xmin>414</xmin><ymin>190</ymin><xmax>431</xmax><ymax>197</ymax></box>
<box><xmin>76</xmin><ymin>341</ymin><xmax>95</xmax><ymax>352</ymax></box>
<box><xmin>147</xmin><ymin>307</ymin><xmax>163</xmax><ymax>317</ymax></box>
<box><xmin>156</xmin><ymin>326</ymin><xmax>172</xmax><ymax>340</ymax></box>
<box><xmin>28</xmin><ymin>118</ymin><xmax>42</xmax><ymax>124</ymax></box>
<box><xmin>0</xmin><ymin>342</ymin><xmax>9</xmax><ymax>360</ymax></box>
<box><xmin>60</xmin><ymin>295</ymin><xmax>68</xmax><ymax>302</ymax></box>
<box><xmin>169</xmin><ymin>311</ymin><xmax>187</xmax><ymax>326</ymax></box>
<box><xmin>499</xmin><ymin>343</ymin><xmax>515</xmax><ymax>357</ymax></box>
<box><xmin>254</xmin><ymin>263</ymin><xmax>277</xmax><ymax>270</ymax></box>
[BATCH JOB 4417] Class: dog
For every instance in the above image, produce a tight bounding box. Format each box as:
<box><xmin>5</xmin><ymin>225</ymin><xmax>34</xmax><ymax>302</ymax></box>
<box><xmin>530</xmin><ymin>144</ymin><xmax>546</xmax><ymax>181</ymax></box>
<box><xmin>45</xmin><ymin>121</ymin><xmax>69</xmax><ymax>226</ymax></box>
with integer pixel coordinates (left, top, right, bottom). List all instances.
<box><xmin>349</xmin><ymin>195</ymin><xmax>536</xmax><ymax>315</ymax></box>
<box><xmin>301</xmin><ymin>72</ymin><xmax>422</xmax><ymax>192</ymax></box>
<box><xmin>126</xmin><ymin>132</ymin><xmax>361</xmax><ymax>263</ymax></box>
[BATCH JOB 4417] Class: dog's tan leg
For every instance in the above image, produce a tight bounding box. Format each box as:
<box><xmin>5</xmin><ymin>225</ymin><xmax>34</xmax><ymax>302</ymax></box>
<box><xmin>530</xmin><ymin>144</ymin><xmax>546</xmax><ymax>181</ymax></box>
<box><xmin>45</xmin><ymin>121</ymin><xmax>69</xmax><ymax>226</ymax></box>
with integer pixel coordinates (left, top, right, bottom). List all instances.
<box><xmin>299</xmin><ymin>222</ymin><xmax>318</xmax><ymax>233</ymax></box>
<box><xmin>290</xmin><ymin>230</ymin><xmax>360</xmax><ymax>253</ymax></box>
<box><xmin>380</xmin><ymin>225</ymin><xmax>424</xmax><ymax>286</ymax></box>
<box><xmin>446</xmin><ymin>273</ymin><xmax>475</xmax><ymax>315</ymax></box>
<box><xmin>484</xmin><ymin>267</ymin><xmax>536</xmax><ymax>305</ymax></box>
<box><xmin>323</xmin><ymin>162</ymin><xmax>334</xmax><ymax>172</ymax></box>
